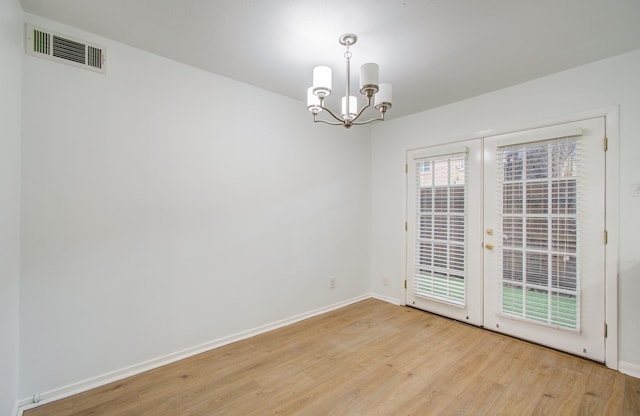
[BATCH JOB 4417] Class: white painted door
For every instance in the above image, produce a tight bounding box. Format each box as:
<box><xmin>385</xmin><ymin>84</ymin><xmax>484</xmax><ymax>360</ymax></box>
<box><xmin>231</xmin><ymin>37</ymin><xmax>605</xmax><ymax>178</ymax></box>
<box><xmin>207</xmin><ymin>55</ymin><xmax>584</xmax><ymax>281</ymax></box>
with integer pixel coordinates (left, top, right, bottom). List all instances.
<box><xmin>406</xmin><ymin>117</ymin><xmax>607</xmax><ymax>362</ymax></box>
<box><xmin>483</xmin><ymin>118</ymin><xmax>606</xmax><ymax>362</ymax></box>
<box><xmin>406</xmin><ymin>140</ymin><xmax>483</xmax><ymax>326</ymax></box>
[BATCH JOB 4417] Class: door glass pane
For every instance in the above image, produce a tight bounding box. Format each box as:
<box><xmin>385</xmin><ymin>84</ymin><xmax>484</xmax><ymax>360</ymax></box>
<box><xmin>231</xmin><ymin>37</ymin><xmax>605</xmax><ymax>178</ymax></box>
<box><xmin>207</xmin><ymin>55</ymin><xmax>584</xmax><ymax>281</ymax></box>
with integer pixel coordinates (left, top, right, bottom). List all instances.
<box><xmin>414</xmin><ymin>156</ymin><xmax>467</xmax><ymax>305</ymax></box>
<box><xmin>498</xmin><ymin>140</ymin><xmax>580</xmax><ymax>329</ymax></box>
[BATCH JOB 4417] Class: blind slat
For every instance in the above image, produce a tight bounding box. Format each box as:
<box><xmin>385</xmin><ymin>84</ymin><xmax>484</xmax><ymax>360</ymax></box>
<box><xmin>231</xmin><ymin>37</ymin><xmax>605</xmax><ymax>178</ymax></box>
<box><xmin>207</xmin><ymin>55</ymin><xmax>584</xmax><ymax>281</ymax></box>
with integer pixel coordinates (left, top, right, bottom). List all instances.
<box><xmin>497</xmin><ymin>138</ymin><xmax>582</xmax><ymax>330</ymax></box>
<box><xmin>414</xmin><ymin>154</ymin><xmax>467</xmax><ymax>306</ymax></box>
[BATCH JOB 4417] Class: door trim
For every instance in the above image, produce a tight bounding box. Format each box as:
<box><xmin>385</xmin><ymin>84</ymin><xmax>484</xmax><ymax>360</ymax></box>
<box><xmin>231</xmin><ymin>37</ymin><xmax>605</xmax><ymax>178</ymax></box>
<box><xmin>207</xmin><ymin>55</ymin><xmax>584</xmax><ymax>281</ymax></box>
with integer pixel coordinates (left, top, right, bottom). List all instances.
<box><xmin>401</xmin><ymin>106</ymin><xmax>618</xmax><ymax>370</ymax></box>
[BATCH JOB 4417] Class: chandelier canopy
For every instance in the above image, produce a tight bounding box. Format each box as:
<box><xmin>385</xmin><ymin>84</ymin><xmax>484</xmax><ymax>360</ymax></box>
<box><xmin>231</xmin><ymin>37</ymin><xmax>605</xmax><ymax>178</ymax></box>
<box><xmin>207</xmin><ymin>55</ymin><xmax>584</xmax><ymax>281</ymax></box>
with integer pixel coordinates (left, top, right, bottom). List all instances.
<box><xmin>307</xmin><ymin>33</ymin><xmax>392</xmax><ymax>129</ymax></box>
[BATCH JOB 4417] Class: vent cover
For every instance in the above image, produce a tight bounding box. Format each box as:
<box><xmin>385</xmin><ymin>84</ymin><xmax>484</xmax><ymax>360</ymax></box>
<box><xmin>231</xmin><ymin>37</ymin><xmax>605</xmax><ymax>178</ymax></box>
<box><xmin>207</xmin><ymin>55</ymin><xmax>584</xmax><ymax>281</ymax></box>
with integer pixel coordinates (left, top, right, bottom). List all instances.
<box><xmin>26</xmin><ymin>24</ymin><xmax>106</xmax><ymax>74</ymax></box>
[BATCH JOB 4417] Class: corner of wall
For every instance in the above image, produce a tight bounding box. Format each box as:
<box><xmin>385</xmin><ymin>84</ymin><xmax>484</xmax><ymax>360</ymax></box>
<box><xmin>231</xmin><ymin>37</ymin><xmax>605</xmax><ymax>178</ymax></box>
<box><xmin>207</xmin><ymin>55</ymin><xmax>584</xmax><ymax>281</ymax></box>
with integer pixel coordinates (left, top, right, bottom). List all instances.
<box><xmin>0</xmin><ymin>0</ymin><xmax>24</xmax><ymax>414</ymax></box>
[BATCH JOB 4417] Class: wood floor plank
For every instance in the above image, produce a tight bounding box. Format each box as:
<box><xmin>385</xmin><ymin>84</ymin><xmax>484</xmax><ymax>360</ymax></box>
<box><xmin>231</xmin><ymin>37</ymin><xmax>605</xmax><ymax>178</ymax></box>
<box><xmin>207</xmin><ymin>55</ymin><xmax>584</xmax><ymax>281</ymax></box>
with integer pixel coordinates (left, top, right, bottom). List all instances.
<box><xmin>440</xmin><ymin>375</ymin><xmax>505</xmax><ymax>415</ymax></box>
<box><xmin>531</xmin><ymin>362</ymin><xmax>589</xmax><ymax>415</ymax></box>
<box><xmin>624</xmin><ymin>375</ymin><xmax>640</xmax><ymax>416</ymax></box>
<box><xmin>579</xmin><ymin>363</ymin><xmax>626</xmax><ymax>415</ymax></box>
<box><xmin>24</xmin><ymin>298</ymin><xmax>639</xmax><ymax>416</ymax></box>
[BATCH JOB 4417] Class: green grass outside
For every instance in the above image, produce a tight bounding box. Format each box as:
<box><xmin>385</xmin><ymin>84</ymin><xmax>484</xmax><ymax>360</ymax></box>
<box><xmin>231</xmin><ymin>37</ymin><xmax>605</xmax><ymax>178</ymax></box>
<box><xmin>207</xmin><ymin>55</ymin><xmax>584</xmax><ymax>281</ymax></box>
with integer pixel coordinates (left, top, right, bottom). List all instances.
<box><xmin>415</xmin><ymin>274</ymin><xmax>465</xmax><ymax>304</ymax></box>
<box><xmin>415</xmin><ymin>275</ymin><xmax>577</xmax><ymax>329</ymax></box>
<box><xmin>502</xmin><ymin>285</ymin><xmax>577</xmax><ymax>329</ymax></box>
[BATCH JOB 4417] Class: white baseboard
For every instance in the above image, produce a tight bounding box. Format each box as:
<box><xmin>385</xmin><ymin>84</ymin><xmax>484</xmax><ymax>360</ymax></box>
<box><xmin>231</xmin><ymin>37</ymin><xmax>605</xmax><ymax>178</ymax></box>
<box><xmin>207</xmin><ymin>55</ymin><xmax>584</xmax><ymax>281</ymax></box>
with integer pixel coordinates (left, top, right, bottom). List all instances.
<box><xmin>15</xmin><ymin>294</ymin><xmax>636</xmax><ymax>416</ymax></box>
<box><xmin>619</xmin><ymin>361</ymin><xmax>640</xmax><ymax>378</ymax></box>
<box><xmin>370</xmin><ymin>292</ymin><xmax>404</xmax><ymax>306</ymax></box>
<box><xmin>15</xmin><ymin>294</ymin><xmax>371</xmax><ymax>416</ymax></box>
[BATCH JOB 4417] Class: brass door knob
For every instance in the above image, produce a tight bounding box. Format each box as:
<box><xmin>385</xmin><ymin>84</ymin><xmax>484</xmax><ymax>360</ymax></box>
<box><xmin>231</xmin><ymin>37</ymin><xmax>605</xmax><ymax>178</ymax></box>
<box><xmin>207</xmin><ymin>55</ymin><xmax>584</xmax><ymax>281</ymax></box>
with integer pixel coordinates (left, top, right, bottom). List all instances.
<box><xmin>485</xmin><ymin>243</ymin><xmax>494</xmax><ymax>250</ymax></box>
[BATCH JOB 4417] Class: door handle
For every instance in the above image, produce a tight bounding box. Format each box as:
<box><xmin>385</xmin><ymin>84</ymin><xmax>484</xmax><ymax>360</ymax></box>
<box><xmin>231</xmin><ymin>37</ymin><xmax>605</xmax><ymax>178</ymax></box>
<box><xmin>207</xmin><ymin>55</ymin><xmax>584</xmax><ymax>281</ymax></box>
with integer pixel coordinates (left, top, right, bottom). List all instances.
<box><xmin>485</xmin><ymin>243</ymin><xmax>494</xmax><ymax>250</ymax></box>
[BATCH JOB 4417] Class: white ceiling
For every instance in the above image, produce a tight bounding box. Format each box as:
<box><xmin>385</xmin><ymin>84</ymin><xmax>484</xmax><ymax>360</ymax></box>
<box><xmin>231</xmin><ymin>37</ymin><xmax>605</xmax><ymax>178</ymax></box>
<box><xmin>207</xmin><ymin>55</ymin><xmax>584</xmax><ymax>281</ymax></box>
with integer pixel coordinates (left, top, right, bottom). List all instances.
<box><xmin>20</xmin><ymin>0</ymin><xmax>640</xmax><ymax>119</ymax></box>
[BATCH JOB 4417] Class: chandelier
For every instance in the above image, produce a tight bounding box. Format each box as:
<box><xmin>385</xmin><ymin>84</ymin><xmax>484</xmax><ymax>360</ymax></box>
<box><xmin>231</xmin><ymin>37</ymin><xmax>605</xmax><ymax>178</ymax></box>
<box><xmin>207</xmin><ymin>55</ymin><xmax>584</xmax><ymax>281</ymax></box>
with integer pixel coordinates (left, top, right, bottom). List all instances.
<box><xmin>306</xmin><ymin>33</ymin><xmax>392</xmax><ymax>128</ymax></box>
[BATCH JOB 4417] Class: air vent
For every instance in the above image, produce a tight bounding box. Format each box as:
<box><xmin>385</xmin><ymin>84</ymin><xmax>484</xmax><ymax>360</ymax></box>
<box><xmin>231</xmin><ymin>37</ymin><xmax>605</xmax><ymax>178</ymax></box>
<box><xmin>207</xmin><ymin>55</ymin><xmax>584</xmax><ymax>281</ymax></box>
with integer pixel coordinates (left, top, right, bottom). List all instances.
<box><xmin>87</xmin><ymin>46</ymin><xmax>103</xmax><ymax>69</ymax></box>
<box><xmin>32</xmin><ymin>29</ymin><xmax>50</xmax><ymax>54</ymax></box>
<box><xmin>26</xmin><ymin>24</ymin><xmax>106</xmax><ymax>74</ymax></box>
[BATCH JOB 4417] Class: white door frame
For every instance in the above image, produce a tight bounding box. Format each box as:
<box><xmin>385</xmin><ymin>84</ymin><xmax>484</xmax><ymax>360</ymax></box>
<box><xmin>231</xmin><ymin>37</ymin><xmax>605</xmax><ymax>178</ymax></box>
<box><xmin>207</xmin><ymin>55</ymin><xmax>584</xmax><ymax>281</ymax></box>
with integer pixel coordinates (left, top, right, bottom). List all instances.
<box><xmin>402</xmin><ymin>107</ymin><xmax>618</xmax><ymax>370</ymax></box>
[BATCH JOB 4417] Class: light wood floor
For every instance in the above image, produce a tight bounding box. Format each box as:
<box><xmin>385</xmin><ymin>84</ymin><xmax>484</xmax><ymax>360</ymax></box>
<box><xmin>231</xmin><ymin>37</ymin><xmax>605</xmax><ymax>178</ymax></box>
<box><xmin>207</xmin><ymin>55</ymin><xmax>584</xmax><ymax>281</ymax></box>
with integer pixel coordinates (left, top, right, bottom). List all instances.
<box><xmin>25</xmin><ymin>298</ymin><xmax>640</xmax><ymax>416</ymax></box>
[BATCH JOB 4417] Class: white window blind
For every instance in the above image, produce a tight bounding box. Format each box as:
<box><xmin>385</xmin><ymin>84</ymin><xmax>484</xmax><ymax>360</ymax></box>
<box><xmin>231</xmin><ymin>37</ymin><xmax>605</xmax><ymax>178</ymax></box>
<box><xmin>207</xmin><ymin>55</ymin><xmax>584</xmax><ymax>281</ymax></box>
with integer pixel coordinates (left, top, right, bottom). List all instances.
<box><xmin>497</xmin><ymin>137</ymin><xmax>581</xmax><ymax>330</ymax></box>
<box><xmin>414</xmin><ymin>152</ymin><xmax>467</xmax><ymax>306</ymax></box>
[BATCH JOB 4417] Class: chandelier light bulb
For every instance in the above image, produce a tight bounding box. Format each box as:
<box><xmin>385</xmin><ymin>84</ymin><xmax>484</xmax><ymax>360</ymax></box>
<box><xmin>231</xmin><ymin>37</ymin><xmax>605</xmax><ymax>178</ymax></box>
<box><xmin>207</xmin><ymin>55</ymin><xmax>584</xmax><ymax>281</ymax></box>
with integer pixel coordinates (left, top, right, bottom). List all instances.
<box><xmin>312</xmin><ymin>66</ymin><xmax>332</xmax><ymax>97</ymax></box>
<box><xmin>307</xmin><ymin>87</ymin><xmax>322</xmax><ymax>113</ymax></box>
<box><xmin>360</xmin><ymin>63</ymin><xmax>379</xmax><ymax>94</ymax></box>
<box><xmin>341</xmin><ymin>96</ymin><xmax>358</xmax><ymax>120</ymax></box>
<box><xmin>375</xmin><ymin>83</ymin><xmax>393</xmax><ymax>109</ymax></box>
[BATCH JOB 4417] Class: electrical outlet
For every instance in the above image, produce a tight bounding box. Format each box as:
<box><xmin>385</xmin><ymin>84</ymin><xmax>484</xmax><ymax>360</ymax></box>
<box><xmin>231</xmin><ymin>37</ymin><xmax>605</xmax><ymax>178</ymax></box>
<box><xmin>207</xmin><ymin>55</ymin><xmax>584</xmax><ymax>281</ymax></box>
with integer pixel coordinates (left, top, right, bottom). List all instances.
<box><xmin>330</xmin><ymin>277</ymin><xmax>336</xmax><ymax>289</ymax></box>
<box><xmin>631</xmin><ymin>182</ymin><xmax>640</xmax><ymax>197</ymax></box>
<box><xmin>383</xmin><ymin>278</ymin><xmax>390</xmax><ymax>286</ymax></box>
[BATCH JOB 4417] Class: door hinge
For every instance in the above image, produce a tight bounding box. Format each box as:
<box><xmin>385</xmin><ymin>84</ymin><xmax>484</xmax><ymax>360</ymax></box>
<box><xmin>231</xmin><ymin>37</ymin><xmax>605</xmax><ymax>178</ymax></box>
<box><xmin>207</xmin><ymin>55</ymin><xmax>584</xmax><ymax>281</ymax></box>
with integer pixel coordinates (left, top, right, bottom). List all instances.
<box><xmin>604</xmin><ymin>230</ymin><xmax>608</xmax><ymax>245</ymax></box>
<box><xmin>405</xmin><ymin>222</ymin><xmax>408</xmax><ymax>231</ymax></box>
<box><xmin>603</xmin><ymin>137</ymin><xmax>608</xmax><ymax>151</ymax></box>
<box><xmin>404</xmin><ymin>280</ymin><xmax>407</xmax><ymax>289</ymax></box>
<box><xmin>405</xmin><ymin>163</ymin><xmax>408</xmax><ymax>173</ymax></box>
<box><xmin>604</xmin><ymin>323</ymin><xmax>608</xmax><ymax>338</ymax></box>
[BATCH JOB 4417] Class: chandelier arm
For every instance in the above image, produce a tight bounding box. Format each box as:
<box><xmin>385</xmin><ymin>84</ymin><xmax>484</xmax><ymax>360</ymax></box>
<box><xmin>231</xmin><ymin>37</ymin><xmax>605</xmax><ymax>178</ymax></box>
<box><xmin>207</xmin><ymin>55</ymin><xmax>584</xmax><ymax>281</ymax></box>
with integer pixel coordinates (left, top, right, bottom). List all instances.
<box><xmin>313</xmin><ymin>117</ymin><xmax>345</xmax><ymax>126</ymax></box>
<box><xmin>349</xmin><ymin>97</ymin><xmax>373</xmax><ymax>124</ymax></box>
<box><xmin>318</xmin><ymin>104</ymin><xmax>347</xmax><ymax>123</ymax></box>
<box><xmin>313</xmin><ymin>112</ymin><xmax>344</xmax><ymax>126</ymax></box>
<box><xmin>351</xmin><ymin>117</ymin><xmax>383</xmax><ymax>126</ymax></box>
<box><xmin>351</xmin><ymin>110</ymin><xmax>387</xmax><ymax>126</ymax></box>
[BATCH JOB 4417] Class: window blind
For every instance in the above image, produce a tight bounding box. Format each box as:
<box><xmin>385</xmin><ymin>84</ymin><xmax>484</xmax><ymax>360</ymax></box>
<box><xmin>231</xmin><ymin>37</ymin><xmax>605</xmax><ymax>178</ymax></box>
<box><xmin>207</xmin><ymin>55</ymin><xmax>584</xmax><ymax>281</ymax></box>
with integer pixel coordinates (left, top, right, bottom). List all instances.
<box><xmin>414</xmin><ymin>152</ymin><xmax>467</xmax><ymax>306</ymax></box>
<box><xmin>497</xmin><ymin>137</ymin><xmax>582</xmax><ymax>330</ymax></box>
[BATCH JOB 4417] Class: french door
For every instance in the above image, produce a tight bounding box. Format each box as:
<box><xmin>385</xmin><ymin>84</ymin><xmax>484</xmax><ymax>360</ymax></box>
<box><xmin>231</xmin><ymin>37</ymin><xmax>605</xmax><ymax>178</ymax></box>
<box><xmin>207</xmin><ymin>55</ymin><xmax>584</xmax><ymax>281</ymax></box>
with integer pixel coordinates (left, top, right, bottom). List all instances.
<box><xmin>406</xmin><ymin>140</ymin><xmax>483</xmax><ymax>326</ymax></box>
<box><xmin>406</xmin><ymin>117</ymin><xmax>607</xmax><ymax>362</ymax></box>
<box><xmin>483</xmin><ymin>118</ymin><xmax>606</xmax><ymax>361</ymax></box>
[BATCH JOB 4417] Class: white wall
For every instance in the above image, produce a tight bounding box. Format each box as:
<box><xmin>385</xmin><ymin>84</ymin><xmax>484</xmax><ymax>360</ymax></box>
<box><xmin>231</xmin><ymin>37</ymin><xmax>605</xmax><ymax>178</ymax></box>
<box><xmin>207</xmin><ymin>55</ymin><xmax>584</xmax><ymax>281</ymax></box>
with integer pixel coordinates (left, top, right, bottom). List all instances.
<box><xmin>371</xmin><ymin>49</ymin><xmax>640</xmax><ymax>372</ymax></box>
<box><xmin>19</xmin><ymin>14</ymin><xmax>371</xmax><ymax>398</ymax></box>
<box><xmin>0</xmin><ymin>0</ymin><xmax>23</xmax><ymax>414</ymax></box>
<box><xmin>17</xmin><ymin>9</ymin><xmax>640</xmax><ymax>406</ymax></box>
